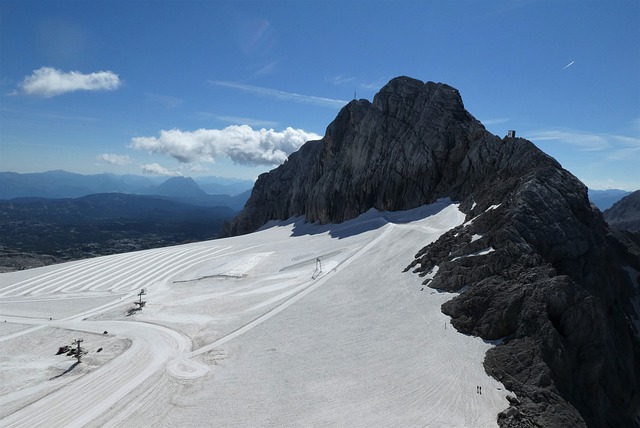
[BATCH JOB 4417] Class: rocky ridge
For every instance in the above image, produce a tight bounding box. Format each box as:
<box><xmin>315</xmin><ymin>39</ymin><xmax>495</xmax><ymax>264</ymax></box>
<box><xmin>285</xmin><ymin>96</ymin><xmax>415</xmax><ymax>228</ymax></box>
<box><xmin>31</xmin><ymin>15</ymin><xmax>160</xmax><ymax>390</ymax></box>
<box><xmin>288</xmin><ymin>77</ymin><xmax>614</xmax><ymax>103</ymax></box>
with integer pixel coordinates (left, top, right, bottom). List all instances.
<box><xmin>223</xmin><ymin>76</ymin><xmax>640</xmax><ymax>427</ymax></box>
<box><xmin>605</xmin><ymin>190</ymin><xmax>640</xmax><ymax>232</ymax></box>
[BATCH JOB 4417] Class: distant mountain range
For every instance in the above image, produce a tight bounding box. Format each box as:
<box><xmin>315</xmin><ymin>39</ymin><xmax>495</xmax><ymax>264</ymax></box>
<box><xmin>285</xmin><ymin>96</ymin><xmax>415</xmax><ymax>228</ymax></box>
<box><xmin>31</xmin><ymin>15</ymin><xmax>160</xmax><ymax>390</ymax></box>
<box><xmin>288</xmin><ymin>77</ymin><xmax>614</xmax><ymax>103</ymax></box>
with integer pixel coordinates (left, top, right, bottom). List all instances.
<box><xmin>588</xmin><ymin>188</ymin><xmax>632</xmax><ymax>211</ymax></box>
<box><xmin>604</xmin><ymin>190</ymin><xmax>640</xmax><ymax>232</ymax></box>
<box><xmin>0</xmin><ymin>192</ymin><xmax>238</xmax><ymax>270</ymax></box>
<box><xmin>0</xmin><ymin>170</ymin><xmax>254</xmax><ymax>200</ymax></box>
<box><xmin>0</xmin><ymin>171</ymin><xmax>255</xmax><ymax>271</ymax></box>
<box><xmin>2</xmin><ymin>170</ymin><xmax>632</xmax><ymax>212</ymax></box>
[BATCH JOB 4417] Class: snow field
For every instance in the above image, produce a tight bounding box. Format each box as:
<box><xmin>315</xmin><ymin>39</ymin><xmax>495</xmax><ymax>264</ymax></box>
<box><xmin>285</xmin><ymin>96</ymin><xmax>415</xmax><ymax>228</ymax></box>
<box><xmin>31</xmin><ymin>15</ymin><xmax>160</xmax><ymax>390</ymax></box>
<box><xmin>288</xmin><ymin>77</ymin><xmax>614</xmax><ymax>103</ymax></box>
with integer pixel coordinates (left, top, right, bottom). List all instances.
<box><xmin>0</xmin><ymin>200</ymin><xmax>510</xmax><ymax>427</ymax></box>
<box><xmin>0</xmin><ymin>326</ymin><xmax>130</xmax><ymax>420</ymax></box>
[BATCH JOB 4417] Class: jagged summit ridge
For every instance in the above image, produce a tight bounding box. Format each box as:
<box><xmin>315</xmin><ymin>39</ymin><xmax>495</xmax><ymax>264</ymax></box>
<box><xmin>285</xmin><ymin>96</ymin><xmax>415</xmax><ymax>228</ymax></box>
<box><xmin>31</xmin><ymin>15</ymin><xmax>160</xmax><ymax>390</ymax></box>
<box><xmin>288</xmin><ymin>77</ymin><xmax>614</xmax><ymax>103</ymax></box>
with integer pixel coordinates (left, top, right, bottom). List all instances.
<box><xmin>225</xmin><ymin>76</ymin><xmax>556</xmax><ymax>236</ymax></box>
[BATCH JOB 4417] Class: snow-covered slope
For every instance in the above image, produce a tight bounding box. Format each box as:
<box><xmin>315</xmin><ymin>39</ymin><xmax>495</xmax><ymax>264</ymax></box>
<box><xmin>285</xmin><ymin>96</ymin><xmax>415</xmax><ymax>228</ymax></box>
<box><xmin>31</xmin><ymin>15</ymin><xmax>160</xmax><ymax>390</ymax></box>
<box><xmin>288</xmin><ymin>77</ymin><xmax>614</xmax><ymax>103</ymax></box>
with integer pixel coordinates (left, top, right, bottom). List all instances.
<box><xmin>0</xmin><ymin>200</ymin><xmax>510</xmax><ymax>427</ymax></box>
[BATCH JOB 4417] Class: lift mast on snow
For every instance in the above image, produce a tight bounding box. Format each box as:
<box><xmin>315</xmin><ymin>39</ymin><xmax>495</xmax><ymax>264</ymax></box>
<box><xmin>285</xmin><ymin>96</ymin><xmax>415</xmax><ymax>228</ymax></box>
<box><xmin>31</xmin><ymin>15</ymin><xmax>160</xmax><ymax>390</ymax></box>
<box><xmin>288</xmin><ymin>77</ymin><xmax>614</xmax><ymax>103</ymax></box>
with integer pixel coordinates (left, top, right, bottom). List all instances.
<box><xmin>134</xmin><ymin>288</ymin><xmax>147</xmax><ymax>310</ymax></box>
<box><xmin>72</xmin><ymin>338</ymin><xmax>84</xmax><ymax>363</ymax></box>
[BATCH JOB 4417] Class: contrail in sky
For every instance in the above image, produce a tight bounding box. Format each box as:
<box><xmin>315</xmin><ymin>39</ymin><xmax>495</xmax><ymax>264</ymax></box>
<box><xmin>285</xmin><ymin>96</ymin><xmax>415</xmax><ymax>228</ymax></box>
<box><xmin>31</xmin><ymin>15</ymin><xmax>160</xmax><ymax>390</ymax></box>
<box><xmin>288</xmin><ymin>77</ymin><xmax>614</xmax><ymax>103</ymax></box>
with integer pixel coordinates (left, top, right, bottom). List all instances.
<box><xmin>562</xmin><ymin>60</ymin><xmax>575</xmax><ymax>70</ymax></box>
<box><xmin>209</xmin><ymin>80</ymin><xmax>348</xmax><ymax>108</ymax></box>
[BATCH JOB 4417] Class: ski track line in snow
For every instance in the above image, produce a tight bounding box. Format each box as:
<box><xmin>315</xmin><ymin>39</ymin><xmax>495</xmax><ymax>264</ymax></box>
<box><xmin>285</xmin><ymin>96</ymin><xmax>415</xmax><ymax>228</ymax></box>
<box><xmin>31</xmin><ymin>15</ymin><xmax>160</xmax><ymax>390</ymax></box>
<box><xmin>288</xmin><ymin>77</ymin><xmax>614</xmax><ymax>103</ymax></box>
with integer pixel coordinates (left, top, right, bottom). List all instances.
<box><xmin>88</xmin><ymin>245</ymin><xmax>232</xmax><ymax>293</ymax></box>
<box><xmin>35</xmin><ymin>246</ymin><xmax>212</xmax><ymax>294</ymax></box>
<box><xmin>104</xmin><ymin>224</ymin><xmax>396</xmax><ymax>427</ymax></box>
<box><xmin>0</xmin><ymin>247</ymin><xmax>175</xmax><ymax>296</ymax></box>
<box><xmin>0</xmin><ymin>247</ymin><xmax>168</xmax><ymax>297</ymax></box>
<box><xmin>35</xmin><ymin>248</ymin><xmax>192</xmax><ymax>295</ymax></box>
<box><xmin>219</xmin><ymin>252</ymin><xmax>274</xmax><ymax>277</ymax></box>
<box><xmin>64</xmin><ymin>247</ymin><xmax>200</xmax><ymax>293</ymax></box>
<box><xmin>0</xmin><ymin>241</ymin><xmax>284</xmax><ymax>427</ymax></box>
<box><xmin>0</xmin><ymin>245</ymin><xmax>232</xmax><ymax>297</ymax></box>
<box><xmin>109</xmin><ymin>248</ymin><xmax>224</xmax><ymax>293</ymax></box>
<box><xmin>0</xmin><ymin>289</ymin><xmax>138</xmax><ymax>343</ymax></box>
<box><xmin>186</xmin><ymin>223</ymin><xmax>394</xmax><ymax>359</ymax></box>
<box><xmin>0</xmin><ymin>247</ymin><xmax>236</xmax><ymax>341</ymax></box>
<box><xmin>49</xmin><ymin>247</ymin><xmax>188</xmax><ymax>294</ymax></box>
<box><xmin>279</xmin><ymin>250</ymin><xmax>342</xmax><ymax>272</ymax></box>
<box><xmin>1</xmin><ymin>205</ymin><xmax>503</xmax><ymax>427</ymax></box>
<box><xmin>0</xmin><ymin>324</ymin><xmax>47</xmax><ymax>344</ymax></box>
<box><xmin>2</xmin><ymin>245</ymin><xmax>218</xmax><ymax>295</ymax></box>
<box><xmin>99</xmin><ymin>375</ymin><xmax>172</xmax><ymax>428</ymax></box>
<box><xmin>342</xmin><ymin>214</ymin><xmax>484</xmax><ymax>426</ymax></box>
<box><xmin>0</xmin><ymin>319</ymin><xmax>197</xmax><ymax>428</ymax></box>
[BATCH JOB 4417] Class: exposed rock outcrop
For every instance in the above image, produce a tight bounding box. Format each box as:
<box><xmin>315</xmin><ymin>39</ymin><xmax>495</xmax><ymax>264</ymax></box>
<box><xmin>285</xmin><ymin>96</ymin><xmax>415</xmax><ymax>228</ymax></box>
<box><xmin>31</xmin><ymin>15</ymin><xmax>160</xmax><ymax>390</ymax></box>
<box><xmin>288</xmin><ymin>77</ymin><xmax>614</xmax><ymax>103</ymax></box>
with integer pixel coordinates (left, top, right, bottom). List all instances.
<box><xmin>407</xmin><ymin>174</ymin><xmax>640</xmax><ymax>427</ymax></box>
<box><xmin>223</xmin><ymin>76</ymin><xmax>640</xmax><ymax>427</ymax></box>
<box><xmin>224</xmin><ymin>77</ymin><xmax>555</xmax><ymax>235</ymax></box>
<box><xmin>605</xmin><ymin>190</ymin><xmax>640</xmax><ymax>232</ymax></box>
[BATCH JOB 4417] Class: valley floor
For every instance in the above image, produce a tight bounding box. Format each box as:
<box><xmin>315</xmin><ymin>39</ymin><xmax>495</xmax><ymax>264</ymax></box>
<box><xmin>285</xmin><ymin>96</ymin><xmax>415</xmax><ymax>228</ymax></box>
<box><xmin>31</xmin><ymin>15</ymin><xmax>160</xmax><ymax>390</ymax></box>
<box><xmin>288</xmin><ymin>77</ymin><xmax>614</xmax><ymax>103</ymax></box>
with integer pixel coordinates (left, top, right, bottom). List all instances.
<box><xmin>0</xmin><ymin>200</ymin><xmax>510</xmax><ymax>427</ymax></box>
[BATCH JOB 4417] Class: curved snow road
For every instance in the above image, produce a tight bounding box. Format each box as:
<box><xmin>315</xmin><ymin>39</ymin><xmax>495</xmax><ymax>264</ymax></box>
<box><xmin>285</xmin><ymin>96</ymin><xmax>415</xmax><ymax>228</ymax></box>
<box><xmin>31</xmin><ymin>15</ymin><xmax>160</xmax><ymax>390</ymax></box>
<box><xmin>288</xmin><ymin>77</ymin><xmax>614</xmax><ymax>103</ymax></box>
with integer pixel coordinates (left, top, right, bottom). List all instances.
<box><xmin>0</xmin><ymin>213</ymin><xmax>431</xmax><ymax>427</ymax></box>
<box><xmin>0</xmin><ymin>317</ymin><xmax>208</xmax><ymax>428</ymax></box>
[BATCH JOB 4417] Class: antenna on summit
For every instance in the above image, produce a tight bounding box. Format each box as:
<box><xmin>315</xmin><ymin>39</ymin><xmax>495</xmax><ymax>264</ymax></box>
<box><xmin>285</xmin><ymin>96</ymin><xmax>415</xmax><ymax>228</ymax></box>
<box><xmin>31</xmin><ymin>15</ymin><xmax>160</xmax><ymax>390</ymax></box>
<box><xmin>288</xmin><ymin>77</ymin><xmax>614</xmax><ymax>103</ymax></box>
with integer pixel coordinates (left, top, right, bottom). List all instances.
<box><xmin>354</xmin><ymin>91</ymin><xmax>357</xmax><ymax>100</ymax></box>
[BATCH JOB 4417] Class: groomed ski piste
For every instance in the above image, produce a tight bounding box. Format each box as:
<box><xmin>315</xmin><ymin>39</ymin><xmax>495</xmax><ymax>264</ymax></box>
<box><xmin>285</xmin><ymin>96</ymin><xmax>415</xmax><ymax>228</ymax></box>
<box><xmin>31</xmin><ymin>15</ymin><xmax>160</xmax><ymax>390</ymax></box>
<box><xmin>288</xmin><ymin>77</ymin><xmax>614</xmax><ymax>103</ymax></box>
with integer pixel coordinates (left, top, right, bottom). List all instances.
<box><xmin>0</xmin><ymin>200</ymin><xmax>511</xmax><ymax>427</ymax></box>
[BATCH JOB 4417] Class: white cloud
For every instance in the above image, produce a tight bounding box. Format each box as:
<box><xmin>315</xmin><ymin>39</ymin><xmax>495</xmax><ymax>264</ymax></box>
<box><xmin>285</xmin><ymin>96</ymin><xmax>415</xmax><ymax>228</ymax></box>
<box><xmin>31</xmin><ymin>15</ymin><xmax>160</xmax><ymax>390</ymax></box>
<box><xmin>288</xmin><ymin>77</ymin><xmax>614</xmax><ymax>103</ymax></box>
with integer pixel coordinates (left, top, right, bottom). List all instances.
<box><xmin>582</xmin><ymin>177</ymin><xmax>639</xmax><ymax>192</ymax></box>
<box><xmin>130</xmin><ymin>125</ymin><xmax>322</xmax><ymax>166</ymax></box>
<box><xmin>20</xmin><ymin>67</ymin><xmax>121</xmax><ymax>97</ymax></box>
<box><xmin>253</xmin><ymin>60</ymin><xmax>280</xmax><ymax>77</ymax></box>
<box><xmin>526</xmin><ymin>129</ymin><xmax>611</xmax><ymax>151</ymax></box>
<box><xmin>97</xmin><ymin>153</ymin><xmax>132</xmax><ymax>165</ymax></box>
<box><xmin>330</xmin><ymin>75</ymin><xmax>357</xmax><ymax>86</ymax></box>
<box><xmin>528</xmin><ymin>129</ymin><xmax>640</xmax><ymax>157</ymax></box>
<box><xmin>327</xmin><ymin>74</ymin><xmax>389</xmax><ymax>92</ymax></box>
<box><xmin>199</xmin><ymin>113</ymin><xmax>279</xmax><ymax>128</ymax></box>
<box><xmin>481</xmin><ymin>118</ymin><xmax>510</xmax><ymax>126</ymax></box>
<box><xmin>607</xmin><ymin>135</ymin><xmax>640</xmax><ymax>161</ymax></box>
<box><xmin>140</xmin><ymin>163</ymin><xmax>183</xmax><ymax>176</ymax></box>
<box><xmin>145</xmin><ymin>92</ymin><xmax>183</xmax><ymax>108</ymax></box>
<box><xmin>210</xmin><ymin>81</ymin><xmax>347</xmax><ymax>108</ymax></box>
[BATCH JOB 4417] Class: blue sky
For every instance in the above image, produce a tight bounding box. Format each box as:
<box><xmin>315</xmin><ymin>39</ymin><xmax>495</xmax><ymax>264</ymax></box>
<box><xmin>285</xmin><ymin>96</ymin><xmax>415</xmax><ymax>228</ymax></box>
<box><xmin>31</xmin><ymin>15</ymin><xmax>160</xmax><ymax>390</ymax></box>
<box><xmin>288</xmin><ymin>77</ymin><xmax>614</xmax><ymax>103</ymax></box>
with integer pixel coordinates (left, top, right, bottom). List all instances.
<box><xmin>1</xmin><ymin>0</ymin><xmax>638</xmax><ymax>190</ymax></box>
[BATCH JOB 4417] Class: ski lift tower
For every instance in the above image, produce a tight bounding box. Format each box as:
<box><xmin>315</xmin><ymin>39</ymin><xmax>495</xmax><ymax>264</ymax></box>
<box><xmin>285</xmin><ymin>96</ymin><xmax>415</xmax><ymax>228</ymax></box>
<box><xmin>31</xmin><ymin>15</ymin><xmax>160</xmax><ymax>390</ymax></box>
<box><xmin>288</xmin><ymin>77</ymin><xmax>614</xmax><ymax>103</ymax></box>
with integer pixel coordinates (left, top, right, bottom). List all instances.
<box><xmin>72</xmin><ymin>338</ymin><xmax>85</xmax><ymax>363</ymax></box>
<box><xmin>134</xmin><ymin>288</ymin><xmax>146</xmax><ymax>310</ymax></box>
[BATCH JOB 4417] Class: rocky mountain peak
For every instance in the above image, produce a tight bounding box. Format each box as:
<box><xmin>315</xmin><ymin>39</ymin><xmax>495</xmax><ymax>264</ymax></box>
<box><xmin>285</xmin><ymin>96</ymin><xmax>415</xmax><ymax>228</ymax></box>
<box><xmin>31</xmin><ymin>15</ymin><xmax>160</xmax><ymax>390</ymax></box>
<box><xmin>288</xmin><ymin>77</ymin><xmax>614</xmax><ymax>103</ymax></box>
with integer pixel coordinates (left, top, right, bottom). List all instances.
<box><xmin>225</xmin><ymin>77</ymin><xmax>556</xmax><ymax>235</ymax></box>
<box><xmin>155</xmin><ymin>176</ymin><xmax>206</xmax><ymax>198</ymax></box>
<box><xmin>222</xmin><ymin>76</ymin><xmax>640</xmax><ymax>427</ymax></box>
<box><xmin>371</xmin><ymin>77</ymin><xmax>466</xmax><ymax>122</ymax></box>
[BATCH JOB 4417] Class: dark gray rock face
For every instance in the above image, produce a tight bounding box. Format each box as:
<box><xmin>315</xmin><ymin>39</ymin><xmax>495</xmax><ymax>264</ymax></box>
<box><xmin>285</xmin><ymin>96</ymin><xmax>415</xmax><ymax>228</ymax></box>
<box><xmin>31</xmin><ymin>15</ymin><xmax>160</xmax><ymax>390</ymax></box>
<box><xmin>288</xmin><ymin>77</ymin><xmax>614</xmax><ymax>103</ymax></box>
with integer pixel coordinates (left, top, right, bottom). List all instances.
<box><xmin>605</xmin><ymin>190</ymin><xmax>640</xmax><ymax>232</ymax></box>
<box><xmin>223</xmin><ymin>76</ymin><xmax>640</xmax><ymax>427</ymax></box>
<box><xmin>408</xmin><ymin>171</ymin><xmax>640</xmax><ymax>427</ymax></box>
<box><xmin>224</xmin><ymin>77</ymin><xmax>553</xmax><ymax>235</ymax></box>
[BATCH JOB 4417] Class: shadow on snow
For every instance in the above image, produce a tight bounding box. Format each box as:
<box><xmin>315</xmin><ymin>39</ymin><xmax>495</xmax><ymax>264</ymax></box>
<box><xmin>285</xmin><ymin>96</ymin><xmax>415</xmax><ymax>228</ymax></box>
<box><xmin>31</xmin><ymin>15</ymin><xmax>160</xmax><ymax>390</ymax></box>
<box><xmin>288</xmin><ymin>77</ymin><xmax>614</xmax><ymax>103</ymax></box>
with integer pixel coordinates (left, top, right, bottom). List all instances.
<box><xmin>258</xmin><ymin>199</ymin><xmax>456</xmax><ymax>240</ymax></box>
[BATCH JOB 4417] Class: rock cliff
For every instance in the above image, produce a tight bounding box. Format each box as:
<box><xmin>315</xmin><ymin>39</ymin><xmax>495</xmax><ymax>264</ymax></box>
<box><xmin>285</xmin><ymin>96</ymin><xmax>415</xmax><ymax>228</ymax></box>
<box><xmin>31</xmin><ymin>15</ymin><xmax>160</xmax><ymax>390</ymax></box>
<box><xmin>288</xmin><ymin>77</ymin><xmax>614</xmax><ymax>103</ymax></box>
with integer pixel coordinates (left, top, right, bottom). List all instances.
<box><xmin>225</xmin><ymin>77</ymin><xmax>555</xmax><ymax>235</ymax></box>
<box><xmin>605</xmin><ymin>190</ymin><xmax>640</xmax><ymax>232</ymax></box>
<box><xmin>223</xmin><ymin>76</ymin><xmax>640</xmax><ymax>427</ymax></box>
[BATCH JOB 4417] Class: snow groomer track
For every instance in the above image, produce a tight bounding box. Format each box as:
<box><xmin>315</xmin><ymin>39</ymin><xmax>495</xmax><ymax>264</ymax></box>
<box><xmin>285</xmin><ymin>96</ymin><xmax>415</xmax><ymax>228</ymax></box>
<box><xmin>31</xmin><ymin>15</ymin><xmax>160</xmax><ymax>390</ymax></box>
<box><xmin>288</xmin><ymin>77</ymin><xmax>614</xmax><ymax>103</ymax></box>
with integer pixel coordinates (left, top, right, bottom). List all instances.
<box><xmin>0</xmin><ymin>201</ymin><xmax>512</xmax><ymax>427</ymax></box>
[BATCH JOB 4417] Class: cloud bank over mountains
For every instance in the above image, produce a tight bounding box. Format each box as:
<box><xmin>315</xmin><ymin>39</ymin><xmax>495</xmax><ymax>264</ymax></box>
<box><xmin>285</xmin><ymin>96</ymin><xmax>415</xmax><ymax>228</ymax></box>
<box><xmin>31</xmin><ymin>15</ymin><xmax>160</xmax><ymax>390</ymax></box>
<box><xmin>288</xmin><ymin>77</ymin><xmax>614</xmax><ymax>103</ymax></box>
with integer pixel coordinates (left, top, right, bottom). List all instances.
<box><xmin>97</xmin><ymin>153</ymin><xmax>132</xmax><ymax>166</ymax></box>
<box><xmin>140</xmin><ymin>163</ymin><xmax>183</xmax><ymax>176</ymax></box>
<box><xmin>130</xmin><ymin>125</ymin><xmax>321</xmax><ymax>166</ymax></box>
<box><xmin>20</xmin><ymin>67</ymin><xmax>121</xmax><ymax>97</ymax></box>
